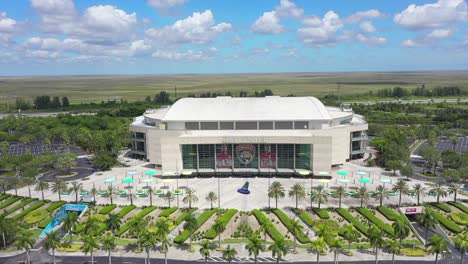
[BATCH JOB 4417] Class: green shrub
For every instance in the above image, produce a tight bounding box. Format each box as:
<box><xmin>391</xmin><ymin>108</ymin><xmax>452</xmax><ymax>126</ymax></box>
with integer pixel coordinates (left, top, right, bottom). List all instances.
<box><xmin>356</xmin><ymin>207</ymin><xmax>394</xmax><ymax>236</ymax></box>
<box><xmin>432</xmin><ymin>211</ymin><xmax>462</xmax><ymax>233</ymax></box>
<box><xmin>251</xmin><ymin>209</ymin><xmax>283</xmax><ymax>242</ymax></box>
<box><xmin>449</xmin><ymin>212</ymin><xmax>468</xmax><ymax>225</ymax></box>
<box><xmin>312</xmin><ymin>208</ymin><xmax>330</xmax><ymax>219</ymax></box>
<box><xmin>336</xmin><ymin>208</ymin><xmax>369</xmax><ymax>237</ymax></box>
<box><xmin>292</xmin><ymin>208</ymin><xmax>315</xmax><ymax>228</ymax></box>
<box><xmin>38</xmin><ymin>217</ymin><xmax>52</xmax><ymax>229</ymax></box>
<box><xmin>46</xmin><ymin>201</ymin><xmax>66</xmax><ymax>212</ymax></box>
<box><xmin>204</xmin><ymin>209</ymin><xmax>238</xmax><ymax>239</ymax></box>
<box><xmin>2</xmin><ymin>198</ymin><xmax>37</xmax><ymax>217</ymax></box>
<box><xmin>12</xmin><ymin>201</ymin><xmax>46</xmax><ymax>221</ymax></box>
<box><xmin>116</xmin><ymin>206</ymin><xmax>157</xmax><ymax>236</ymax></box>
<box><xmin>99</xmin><ymin>204</ymin><xmax>117</xmax><ymax>214</ymax></box>
<box><xmin>377</xmin><ymin>206</ymin><xmax>402</xmax><ymax>221</ymax></box>
<box><xmin>272</xmin><ymin>209</ymin><xmax>310</xmax><ymax>244</ymax></box>
<box><xmin>174</xmin><ymin>208</ymin><xmax>197</xmax><ymax>227</ymax></box>
<box><xmin>92</xmin><ymin>214</ymin><xmax>107</xmax><ymax>222</ymax></box>
<box><xmin>174</xmin><ymin>209</ymin><xmax>216</xmax><ymax>244</ymax></box>
<box><xmin>430</xmin><ymin>202</ymin><xmax>452</xmax><ymax>213</ymax></box>
<box><xmin>448</xmin><ymin>201</ymin><xmax>468</xmax><ymax>214</ymax></box>
<box><xmin>117</xmin><ymin>205</ymin><xmax>136</xmax><ymax>218</ymax></box>
<box><xmin>400</xmin><ymin>248</ymin><xmax>426</xmax><ymax>256</ymax></box>
<box><xmin>23</xmin><ymin>208</ymin><xmax>48</xmax><ymax>224</ymax></box>
<box><xmin>160</xmin><ymin>207</ymin><xmax>178</xmax><ymax>217</ymax></box>
<box><xmin>0</xmin><ymin>193</ymin><xmax>11</xmax><ymax>202</ymax></box>
<box><xmin>0</xmin><ymin>196</ymin><xmax>22</xmax><ymax>210</ymax></box>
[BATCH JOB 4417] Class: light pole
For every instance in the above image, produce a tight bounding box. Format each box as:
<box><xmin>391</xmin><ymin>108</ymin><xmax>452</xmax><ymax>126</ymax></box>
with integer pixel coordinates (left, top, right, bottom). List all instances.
<box><xmin>217</xmin><ymin>172</ymin><xmax>221</xmax><ymax>209</ymax></box>
<box><xmin>268</xmin><ymin>169</ymin><xmax>271</xmax><ymax>209</ymax></box>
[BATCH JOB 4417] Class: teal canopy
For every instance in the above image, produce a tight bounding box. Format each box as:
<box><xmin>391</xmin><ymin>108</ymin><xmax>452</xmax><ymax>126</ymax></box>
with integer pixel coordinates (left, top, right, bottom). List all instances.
<box><xmin>337</xmin><ymin>170</ymin><xmax>348</xmax><ymax>176</ymax></box>
<box><xmin>143</xmin><ymin>178</ymin><xmax>154</xmax><ymax>183</ymax></box>
<box><xmin>127</xmin><ymin>171</ymin><xmax>137</xmax><ymax>176</ymax></box>
<box><xmin>122</xmin><ymin>178</ymin><xmax>134</xmax><ymax>183</ymax></box>
<box><xmin>145</xmin><ymin>170</ymin><xmax>156</xmax><ymax>176</ymax></box>
<box><xmin>104</xmin><ymin>178</ymin><xmax>115</xmax><ymax>183</ymax></box>
<box><xmin>356</xmin><ymin>171</ymin><xmax>368</xmax><ymax>176</ymax></box>
<box><xmin>359</xmin><ymin>178</ymin><xmax>371</xmax><ymax>183</ymax></box>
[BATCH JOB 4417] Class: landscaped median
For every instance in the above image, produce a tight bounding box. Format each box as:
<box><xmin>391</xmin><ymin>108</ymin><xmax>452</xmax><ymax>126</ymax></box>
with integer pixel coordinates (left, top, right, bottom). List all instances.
<box><xmin>448</xmin><ymin>201</ymin><xmax>468</xmax><ymax>214</ymax></box>
<box><xmin>204</xmin><ymin>209</ymin><xmax>238</xmax><ymax>239</ymax></box>
<box><xmin>0</xmin><ymin>193</ymin><xmax>11</xmax><ymax>202</ymax></box>
<box><xmin>0</xmin><ymin>196</ymin><xmax>22</xmax><ymax>210</ymax></box>
<box><xmin>117</xmin><ymin>205</ymin><xmax>137</xmax><ymax>218</ymax></box>
<box><xmin>98</xmin><ymin>204</ymin><xmax>117</xmax><ymax>214</ymax></box>
<box><xmin>449</xmin><ymin>212</ymin><xmax>468</xmax><ymax>225</ymax></box>
<box><xmin>336</xmin><ymin>208</ymin><xmax>369</xmax><ymax>237</ymax></box>
<box><xmin>173</xmin><ymin>208</ymin><xmax>197</xmax><ymax>229</ymax></box>
<box><xmin>429</xmin><ymin>202</ymin><xmax>452</xmax><ymax>213</ymax></box>
<box><xmin>291</xmin><ymin>208</ymin><xmax>315</xmax><ymax>228</ymax></box>
<box><xmin>251</xmin><ymin>209</ymin><xmax>283</xmax><ymax>242</ymax></box>
<box><xmin>1</xmin><ymin>198</ymin><xmax>37</xmax><ymax>217</ymax></box>
<box><xmin>174</xmin><ymin>209</ymin><xmax>216</xmax><ymax>244</ymax></box>
<box><xmin>46</xmin><ymin>201</ymin><xmax>66</xmax><ymax>212</ymax></box>
<box><xmin>312</xmin><ymin>208</ymin><xmax>330</xmax><ymax>219</ymax></box>
<box><xmin>159</xmin><ymin>207</ymin><xmax>178</xmax><ymax>217</ymax></box>
<box><xmin>116</xmin><ymin>206</ymin><xmax>157</xmax><ymax>236</ymax></box>
<box><xmin>432</xmin><ymin>210</ymin><xmax>463</xmax><ymax>234</ymax></box>
<box><xmin>271</xmin><ymin>209</ymin><xmax>310</xmax><ymax>244</ymax></box>
<box><xmin>12</xmin><ymin>200</ymin><xmax>47</xmax><ymax>221</ymax></box>
<box><xmin>377</xmin><ymin>206</ymin><xmax>402</xmax><ymax>221</ymax></box>
<box><xmin>356</xmin><ymin>207</ymin><xmax>394</xmax><ymax>236</ymax></box>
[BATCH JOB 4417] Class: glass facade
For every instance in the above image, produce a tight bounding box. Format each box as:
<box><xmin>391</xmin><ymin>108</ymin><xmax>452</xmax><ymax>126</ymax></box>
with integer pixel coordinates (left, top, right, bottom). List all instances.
<box><xmin>181</xmin><ymin>143</ymin><xmax>311</xmax><ymax>170</ymax></box>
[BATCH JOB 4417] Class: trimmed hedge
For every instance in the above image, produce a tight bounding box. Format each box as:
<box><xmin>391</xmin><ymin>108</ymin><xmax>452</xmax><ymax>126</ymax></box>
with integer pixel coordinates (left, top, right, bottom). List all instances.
<box><xmin>174</xmin><ymin>209</ymin><xmax>216</xmax><ymax>244</ymax></box>
<box><xmin>449</xmin><ymin>212</ymin><xmax>468</xmax><ymax>226</ymax></box>
<box><xmin>0</xmin><ymin>196</ymin><xmax>22</xmax><ymax>210</ymax></box>
<box><xmin>377</xmin><ymin>206</ymin><xmax>402</xmax><ymax>221</ymax></box>
<box><xmin>430</xmin><ymin>202</ymin><xmax>452</xmax><ymax>213</ymax></box>
<box><xmin>99</xmin><ymin>204</ymin><xmax>117</xmax><ymax>214</ymax></box>
<box><xmin>251</xmin><ymin>209</ymin><xmax>283</xmax><ymax>242</ymax></box>
<box><xmin>204</xmin><ymin>209</ymin><xmax>238</xmax><ymax>239</ymax></box>
<box><xmin>23</xmin><ymin>208</ymin><xmax>48</xmax><ymax>225</ymax></box>
<box><xmin>272</xmin><ymin>209</ymin><xmax>310</xmax><ymax>244</ymax></box>
<box><xmin>2</xmin><ymin>198</ymin><xmax>36</xmax><ymax>217</ymax></box>
<box><xmin>356</xmin><ymin>207</ymin><xmax>394</xmax><ymax>236</ymax></box>
<box><xmin>292</xmin><ymin>208</ymin><xmax>315</xmax><ymax>228</ymax></box>
<box><xmin>46</xmin><ymin>201</ymin><xmax>66</xmax><ymax>212</ymax></box>
<box><xmin>312</xmin><ymin>208</ymin><xmax>330</xmax><ymax>219</ymax></box>
<box><xmin>116</xmin><ymin>206</ymin><xmax>157</xmax><ymax>236</ymax></box>
<box><xmin>38</xmin><ymin>217</ymin><xmax>52</xmax><ymax>229</ymax></box>
<box><xmin>117</xmin><ymin>205</ymin><xmax>136</xmax><ymax>218</ymax></box>
<box><xmin>336</xmin><ymin>208</ymin><xmax>369</xmax><ymax>237</ymax></box>
<box><xmin>0</xmin><ymin>193</ymin><xmax>11</xmax><ymax>202</ymax></box>
<box><xmin>13</xmin><ymin>201</ymin><xmax>46</xmax><ymax>221</ymax></box>
<box><xmin>173</xmin><ymin>208</ymin><xmax>197</xmax><ymax>228</ymax></box>
<box><xmin>448</xmin><ymin>201</ymin><xmax>468</xmax><ymax>214</ymax></box>
<box><xmin>160</xmin><ymin>207</ymin><xmax>178</xmax><ymax>217</ymax></box>
<box><xmin>432</xmin><ymin>210</ymin><xmax>463</xmax><ymax>234</ymax></box>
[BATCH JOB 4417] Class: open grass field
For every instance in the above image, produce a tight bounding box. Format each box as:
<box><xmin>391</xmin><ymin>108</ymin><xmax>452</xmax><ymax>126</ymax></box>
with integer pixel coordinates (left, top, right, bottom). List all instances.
<box><xmin>1</xmin><ymin>71</ymin><xmax>468</xmax><ymax>103</ymax></box>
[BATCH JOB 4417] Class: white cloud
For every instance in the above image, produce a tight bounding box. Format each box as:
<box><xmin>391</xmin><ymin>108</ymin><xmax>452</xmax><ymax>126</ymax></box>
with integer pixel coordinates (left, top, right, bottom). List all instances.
<box><xmin>145</xmin><ymin>10</ymin><xmax>231</xmax><ymax>45</ymax></box>
<box><xmin>0</xmin><ymin>12</ymin><xmax>17</xmax><ymax>33</ymax></box>
<box><xmin>356</xmin><ymin>33</ymin><xmax>387</xmax><ymax>45</ymax></box>
<box><xmin>275</xmin><ymin>0</ymin><xmax>304</xmax><ymax>18</ymax></box>
<box><xmin>250</xmin><ymin>48</ymin><xmax>271</xmax><ymax>55</ymax></box>
<box><xmin>297</xmin><ymin>11</ymin><xmax>343</xmax><ymax>46</ymax></box>
<box><xmin>347</xmin><ymin>9</ymin><xmax>383</xmax><ymax>23</ymax></box>
<box><xmin>251</xmin><ymin>11</ymin><xmax>283</xmax><ymax>34</ymax></box>
<box><xmin>427</xmin><ymin>28</ymin><xmax>453</xmax><ymax>38</ymax></box>
<box><xmin>148</xmin><ymin>0</ymin><xmax>188</xmax><ymax>10</ymax></box>
<box><xmin>24</xmin><ymin>37</ymin><xmax>62</xmax><ymax>50</ymax></box>
<box><xmin>402</xmin><ymin>39</ymin><xmax>423</xmax><ymax>48</ymax></box>
<box><xmin>360</xmin><ymin>21</ymin><xmax>376</xmax><ymax>33</ymax></box>
<box><xmin>394</xmin><ymin>0</ymin><xmax>468</xmax><ymax>30</ymax></box>
<box><xmin>152</xmin><ymin>49</ymin><xmax>214</xmax><ymax>61</ymax></box>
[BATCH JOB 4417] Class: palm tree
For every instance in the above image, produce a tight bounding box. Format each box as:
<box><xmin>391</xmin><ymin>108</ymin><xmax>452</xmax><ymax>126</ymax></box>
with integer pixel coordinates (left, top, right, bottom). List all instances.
<box><xmin>269</xmin><ymin>238</ymin><xmax>288</xmax><ymax>264</ymax></box>
<box><xmin>138</xmin><ymin>231</ymin><xmax>158</xmax><ymax>264</ymax></box>
<box><xmin>258</xmin><ymin>221</ymin><xmax>269</xmax><ymax>248</ymax></box>
<box><xmin>245</xmin><ymin>232</ymin><xmax>265</xmax><ymax>264</ymax></box>
<box><xmin>108</xmin><ymin>186</ymin><xmax>116</xmax><ymax>205</ymax></box>
<box><xmin>102</xmin><ymin>233</ymin><xmax>116</xmax><ymax>264</ymax></box>
<box><xmin>430</xmin><ymin>182</ymin><xmax>447</xmax><ymax>203</ymax></box>
<box><xmin>420</xmin><ymin>207</ymin><xmax>437</xmax><ymax>247</ymax></box>
<box><xmin>288</xmin><ymin>219</ymin><xmax>303</xmax><ymax>252</ymax></box>
<box><xmin>91</xmin><ymin>186</ymin><xmax>97</xmax><ymax>204</ymax></box>
<box><xmin>335</xmin><ymin>186</ymin><xmax>347</xmax><ymax>208</ymax></box>
<box><xmin>81</xmin><ymin>234</ymin><xmax>99</xmax><ymax>264</ymax></box>
<box><xmin>448</xmin><ymin>182</ymin><xmax>462</xmax><ymax>202</ymax></box>
<box><xmin>62</xmin><ymin>212</ymin><xmax>79</xmax><ymax>243</ymax></box>
<box><xmin>155</xmin><ymin>218</ymin><xmax>171</xmax><ymax>239</ymax></box>
<box><xmin>386</xmin><ymin>240</ymin><xmax>399</xmax><ymax>264</ymax></box>
<box><xmin>70</xmin><ymin>181</ymin><xmax>82</xmax><ymax>203</ymax></box>
<box><xmin>205</xmin><ymin>191</ymin><xmax>218</xmax><ymax>209</ymax></box>
<box><xmin>84</xmin><ymin>216</ymin><xmax>100</xmax><ymax>235</ymax></box>
<box><xmin>129</xmin><ymin>218</ymin><xmax>146</xmax><ymax>242</ymax></box>
<box><xmin>374</xmin><ymin>185</ymin><xmax>389</xmax><ymax>207</ymax></box>
<box><xmin>368</xmin><ymin>225</ymin><xmax>385</xmax><ymax>264</ymax></box>
<box><xmin>159</xmin><ymin>232</ymin><xmax>172</xmax><ymax>264</ymax></box>
<box><xmin>357</xmin><ymin>187</ymin><xmax>369</xmax><ymax>207</ymax></box>
<box><xmin>454</xmin><ymin>231</ymin><xmax>468</xmax><ymax>264</ymax></box>
<box><xmin>34</xmin><ymin>181</ymin><xmax>49</xmax><ymax>201</ymax></box>
<box><xmin>51</xmin><ymin>180</ymin><xmax>68</xmax><ymax>201</ymax></box>
<box><xmin>0</xmin><ymin>215</ymin><xmax>12</xmax><ymax>248</ymax></box>
<box><xmin>392</xmin><ymin>218</ymin><xmax>410</xmax><ymax>249</ymax></box>
<box><xmin>288</xmin><ymin>183</ymin><xmax>306</xmax><ymax>209</ymax></box>
<box><xmin>268</xmin><ymin>181</ymin><xmax>285</xmax><ymax>209</ymax></box>
<box><xmin>10</xmin><ymin>178</ymin><xmax>20</xmax><ymax>196</ymax></box>
<box><xmin>451</xmin><ymin>136</ymin><xmax>458</xmax><ymax>150</ymax></box>
<box><xmin>164</xmin><ymin>191</ymin><xmax>175</xmax><ymax>207</ymax></box>
<box><xmin>184</xmin><ymin>213</ymin><xmax>198</xmax><ymax>251</ymax></box>
<box><xmin>311</xmin><ymin>236</ymin><xmax>327</xmax><ymax>264</ymax></box>
<box><xmin>199</xmin><ymin>240</ymin><xmax>215</xmax><ymax>264</ymax></box>
<box><xmin>413</xmin><ymin>183</ymin><xmax>425</xmax><ymax>206</ymax></box>
<box><xmin>183</xmin><ymin>188</ymin><xmax>198</xmax><ymax>209</ymax></box>
<box><xmin>329</xmin><ymin>237</ymin><xmax>344</xmax><ymax>264</ymax></box>
<box><xmin>14</xmin><ymin>229</ymin><xmax>35</xmax><ymax>263</ymax></box>
<box><xmin>427</xmin><ymin>234</ymin><xmax>449</xmax><ymax>264</ymax></box>
<box><xmin>222</xmin><ymin>245</ymin><xmax>238</xmax><ymax>263</ymax></box>
<box><xmin>44</xmin><ymin>230</ymin><xmax>61</xmax><ymax>264</ymax></box>
<box><xmin>393</xmin><ymin>179</ymin><xmax>408</xmax><ymax>207</ymax></box>
<box><xmin>23</xmin><ymin>178</ymin><xmax>35</xmax><ymax>198</ymax></box>
<box><xmin>213</xmin><ymin>219</ymin><xmax>226</xmax><ymax>248</ymax></box>
<box><xmin>311</xmin><ymin>185</ymin><xmax>328</xmax><ymax>209</ymax></box>
<box><xmin>343</xmin><ymin>225</ymin><xmax>359</xmax><ymax>254</ymax></box>
<box><xmin>105</xmin><ymin>213</ymin><xmax>122</xmax><ymax>235</ymax></box>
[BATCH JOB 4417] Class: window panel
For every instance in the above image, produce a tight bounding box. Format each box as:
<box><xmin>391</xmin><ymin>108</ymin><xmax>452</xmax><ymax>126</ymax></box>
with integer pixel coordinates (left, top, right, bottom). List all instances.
<box><xmin>275</xmin><ymin>121</ymin><xmax>293</xmax><ymax>129</ymax></box>
<box><xmin>295</xmin><ymin>144</ymin><xmax>311</xmax><ymax>170</ymax></box>
<box><xmin>182</xmin><ymin>144</ymin><xmax>197</xmax><ymax>169</ymax></box>
<box><xmin>259</xmin><ymin>122</ymin><xmax>273</xmax><ymax>130</ymax></box>
<box><xmin>235</xmin><ymin>122</ymin><xmax>257</xmax><ymax>130</ymax></box>
<box><xmin>200</xmin><ymin>122</ymin><xmax>218</xmax><ymax>130</ymax></box>
<box><xmin>294</xmin><ymin>121</ymin><xmax>309</xmax><ymax>129</ymax></box>
<box><xmin>220</xmin><ymin>122</ymin><xmax>234</xmax><ymax>130</ymax></box>
<box><xmin>185</xmin><ymin>122</ymin><xmax>199</xmax><ymax>130</ymax></box>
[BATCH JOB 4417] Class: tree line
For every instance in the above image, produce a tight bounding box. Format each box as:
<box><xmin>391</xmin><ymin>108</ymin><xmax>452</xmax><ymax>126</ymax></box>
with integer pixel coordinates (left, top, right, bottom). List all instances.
<box><xmin>373</xmin><ymin>85</ymin><xmax>463</xmax><ymax>98</ymax></box>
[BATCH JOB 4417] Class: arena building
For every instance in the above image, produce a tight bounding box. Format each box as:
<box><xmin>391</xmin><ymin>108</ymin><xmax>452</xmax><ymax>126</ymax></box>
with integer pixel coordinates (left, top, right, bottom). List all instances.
<box><xmin>129</xmin><ymin>96</ymin><xmax>368</xmax><ymax>176</ymax></box>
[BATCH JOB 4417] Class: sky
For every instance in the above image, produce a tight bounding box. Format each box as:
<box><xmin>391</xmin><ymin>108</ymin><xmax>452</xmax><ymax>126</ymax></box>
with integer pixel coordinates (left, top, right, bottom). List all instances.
<box><xmin>0</xmin><ymin>0</ymin><xmax>467</xmax><ymax>76</ymax></box>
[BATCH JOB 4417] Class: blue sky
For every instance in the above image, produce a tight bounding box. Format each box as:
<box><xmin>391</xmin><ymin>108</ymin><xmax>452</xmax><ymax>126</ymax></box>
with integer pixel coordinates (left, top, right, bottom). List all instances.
<box><xmin>0</xmin><ymin>0</ymin><xmax>467</xmax><ymax>75</ymax></box>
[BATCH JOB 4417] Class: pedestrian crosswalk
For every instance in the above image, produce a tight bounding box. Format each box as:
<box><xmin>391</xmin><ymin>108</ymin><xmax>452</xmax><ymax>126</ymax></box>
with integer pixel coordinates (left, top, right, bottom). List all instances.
<box><xmin>198</xmin><ymin>256</ymin><xmax>280</xmax><ymax>262</ymax></box>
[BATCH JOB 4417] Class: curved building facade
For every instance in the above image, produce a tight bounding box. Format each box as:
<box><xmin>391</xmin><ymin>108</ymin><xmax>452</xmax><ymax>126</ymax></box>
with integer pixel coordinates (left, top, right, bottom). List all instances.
<box><xmin>130</xmin><ymin>96</ymin><xmax>368</xmax><ymax>175</ymax></box>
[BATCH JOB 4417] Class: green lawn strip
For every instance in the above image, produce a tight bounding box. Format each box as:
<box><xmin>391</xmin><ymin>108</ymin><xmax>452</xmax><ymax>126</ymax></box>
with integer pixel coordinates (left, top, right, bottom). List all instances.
<box><xmin>291</xmin><ymin>208</ymin><xmax>315</xmax><ymax>228</ymax></box>
<box><xmin>38</xmin><ymin>217</ymin><xmax>52</xmax><ymax>229</ymax></box>
<box><xmin>99</xmin><ymin>204</ymin><xmax>117</xmax><ymax>214</ymax></box>
<box><xmin>0</xmin><ymin>193</ymin><xmax>11</xmax><ymax>202</ymax></box>
<box><xmin>117</xmin><ymin>205</ymin><xmax>137</xmax><ymax>218</ymax></box>
<box><xmin>251</xmin><ymin>209</ymin><xmax>283</xmax><ymax>242</ymax></box>
<box><xmin>356</xmin><ymin>207</ymin><xmax>394</xmax><ymax>236</ymax></box>
<box><xmin>430</xmin><ymin>202</ymin><xmax>452</xmax><ymax>213</ymax></box>
<box><xmin>336</xmin><ymin>208</ymin><xmax>369</xmax><ymax>237</ymax></box>
<box><xmin>2</xmin><ymin>198</ymin><xmax>37</xmax><ymax>217</ymax></box>
<box><xmin>116</xmin><ymin>206</ymin><xmax>157</xmax><ymax>236</ymax></box>
<box><xmin>449</xmin><ymin>212</ymin><xmax>468</xmax><ymax>225</ymax></box>
<box><xmin>173</xmin><ymin>208</ymin><xmax>197</xmax><ymax>228</ymax></box>
<box><xmin>312</xmin><ymin>208</ymin><xmax>330</xmax><ymax>219</ymax></box>
<box><xmin>174</xmin><ymin>209</ymin><xmax>216</xmax><ymax>244</ymax></box>
<box><xmin>114</xmin><ymin>238</ymin><xmax>136</xmax><ymax>246</ymax></box>
<box><xmin>0</xmin><ymin>196</ymin><xmax>22</xmax><ymax>210</ymax></box>
<box><xmin>377</xmin><ymin>206</ymin><xmax>402</xmax><ymax>221</ymax></box>
<box><xmin>46</xmin><ymin>201</ymin><xmax>66</xmax><ymax>212</ymax></box>
<box><xmin>271</xmin><ymin>209</ymin><xmax>310</xmax><ymax>244</ymax></box>
<box><xmin>432</xmin><ymin>210</ymin><xmax>463</xmax><ymax>234</ymax></box>
<box><xmin>13</xmin><ymin>201</ymin><xmax>46</xmax><ymax>221</ymax></box>
<box><xmin>204</xmin><ymin>209</ymin><xmax>238</xmax><ymax>239</ymax></box>
<box><xmin>31</xmin><ymin>228</ymin><xmax>43</xmax><ymax>239</ymax></box>
<box><xmin>159</xmin><ymin>207</ymin><xmax>178</xmax><ymax>217</ymax></box>
<box><xmin>447</xmin><ymin>201</ymin><xmax>468</xmax><ymax>214</ymax></box>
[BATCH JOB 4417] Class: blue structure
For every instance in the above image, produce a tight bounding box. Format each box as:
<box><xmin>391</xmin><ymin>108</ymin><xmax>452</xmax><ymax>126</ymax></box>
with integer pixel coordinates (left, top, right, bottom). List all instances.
<box><xmin>237</xmin><ymin>182</ymin><xmax>250</xmax><ymax>194</ymax></box>
<box><xmin>39</xmin><ymin>203</ymin><xmax>87</xmax><ymax>238</ymax></box>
